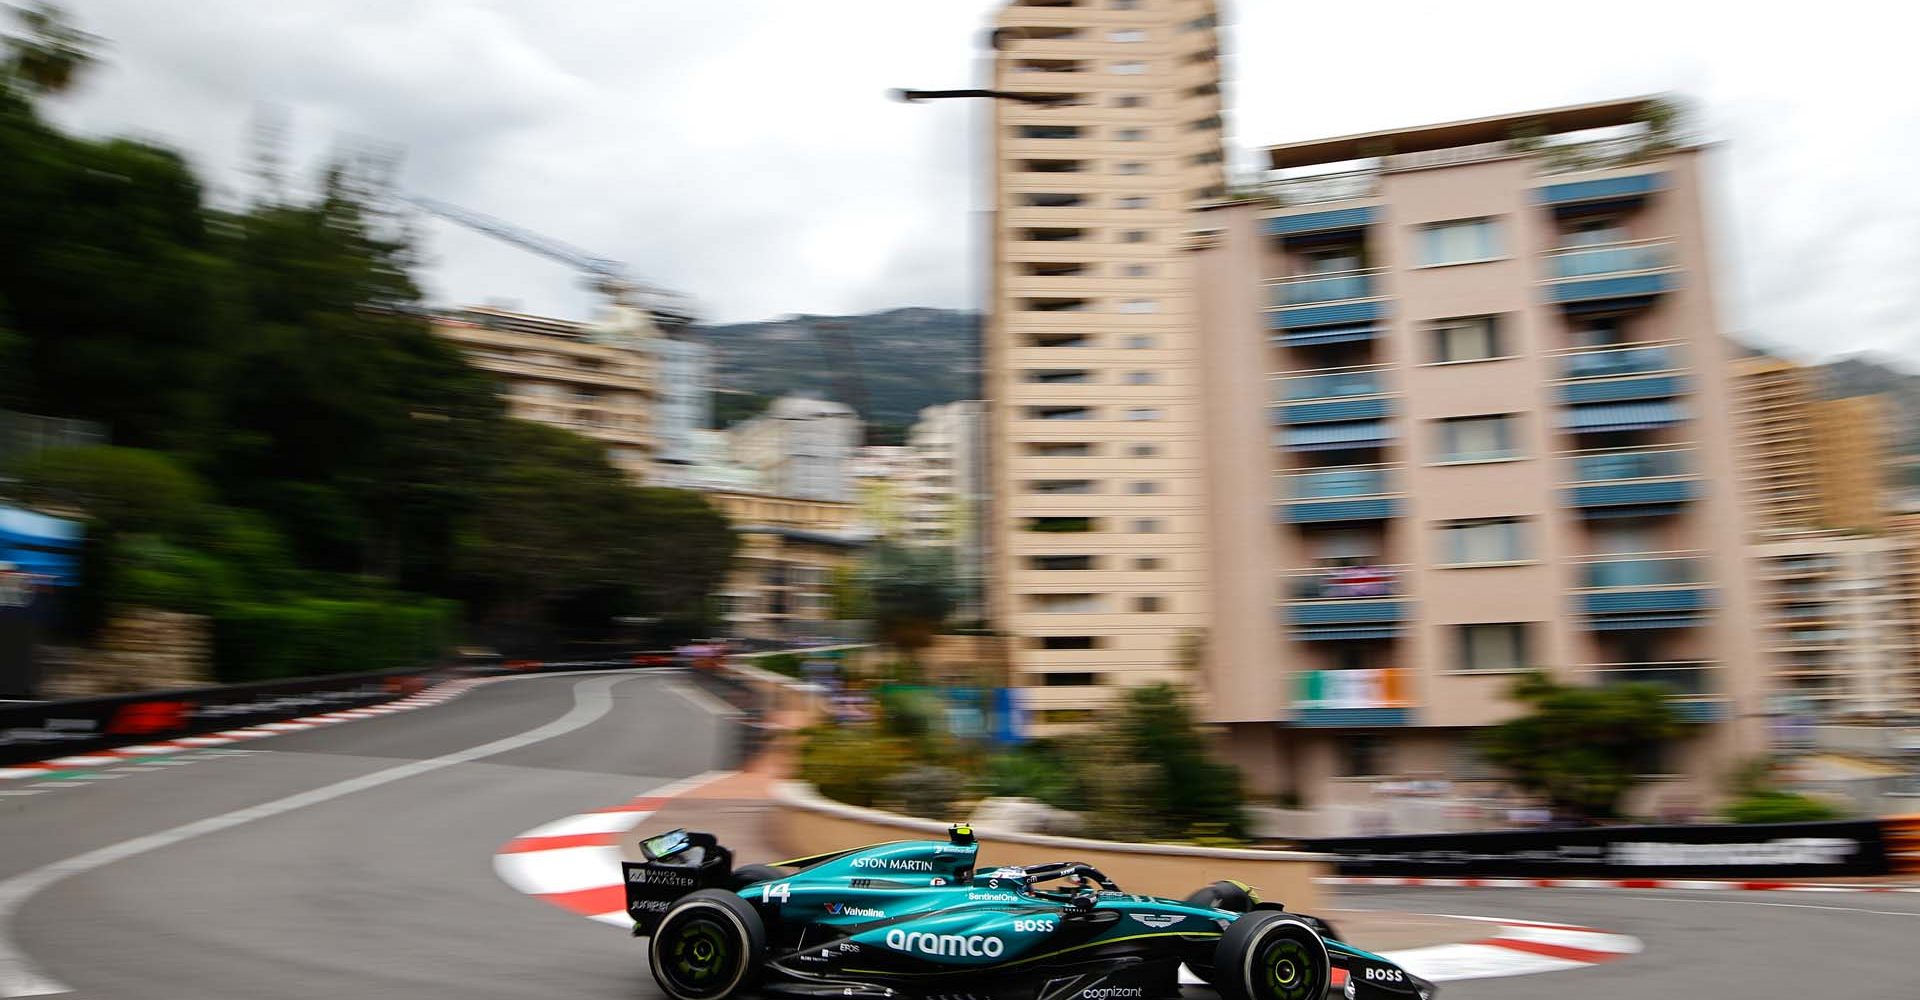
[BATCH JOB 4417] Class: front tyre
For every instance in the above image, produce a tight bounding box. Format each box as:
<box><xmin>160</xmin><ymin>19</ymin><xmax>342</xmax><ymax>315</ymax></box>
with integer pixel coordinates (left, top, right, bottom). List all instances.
<box><xmin>648</xmin><ymin>889</ymin><xmax>765</xmax><ymax>1000</ymax></box>
<box><xmin>1214</xmin><ymin>913</ymin><xmax>1330</xmax><ymax>1000</ymax></box>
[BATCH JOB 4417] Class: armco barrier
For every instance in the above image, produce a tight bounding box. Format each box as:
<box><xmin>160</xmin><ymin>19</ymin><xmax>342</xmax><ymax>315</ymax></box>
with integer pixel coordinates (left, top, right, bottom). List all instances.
<box><xmin>1887</xmin><ymin>815</ymin><xmax>1920</xmax><ymax>875</ymax></box>
<box><xmin>1307</xmin><ymin>818</ymin><xmax>1893</xmax><ymax>879</ymax></box>
<box><xmin>0</xmin><ymin>664</ymin><xmax>447</xmax><ymax>764</ymax></box>
<box><xmin>773</xmin><ymin>781</ymin><xmax>1329</xmax><ymax>910</ymax></box>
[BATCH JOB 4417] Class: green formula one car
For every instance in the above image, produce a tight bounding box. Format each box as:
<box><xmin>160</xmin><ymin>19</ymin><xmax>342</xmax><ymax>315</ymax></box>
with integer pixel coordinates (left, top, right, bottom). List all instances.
<box><xmin>623</xmin><ymin>825</ymin><xmax>1432</xmax><ymax>1000</ymax></box>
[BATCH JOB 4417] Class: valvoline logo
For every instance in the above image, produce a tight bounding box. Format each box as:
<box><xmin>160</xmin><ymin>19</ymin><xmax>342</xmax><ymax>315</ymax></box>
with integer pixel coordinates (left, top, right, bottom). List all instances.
<box><xmin>825</xmin><ymin>902</ymin><xmax>885</xmax><ymax>918</ymax></box>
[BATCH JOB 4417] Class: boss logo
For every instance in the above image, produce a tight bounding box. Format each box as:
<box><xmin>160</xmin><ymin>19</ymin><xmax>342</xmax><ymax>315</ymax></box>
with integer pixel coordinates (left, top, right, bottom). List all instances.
<box><xmin>1364</xmin><ymin>968</ymin><xmax>1405</xmax><ymax>983</ymax></box>
<box><xmin>1012</xmin><ymin>918</ymin><xmax>1055</xmax><ymax>933</ymax></box>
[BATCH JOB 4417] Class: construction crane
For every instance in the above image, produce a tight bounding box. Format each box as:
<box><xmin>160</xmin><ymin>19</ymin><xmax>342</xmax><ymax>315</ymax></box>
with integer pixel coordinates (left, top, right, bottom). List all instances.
<box><xmin>403</xmin><ymin>194</ymin><xmax>696</xmax><ymax>330</ymax></box>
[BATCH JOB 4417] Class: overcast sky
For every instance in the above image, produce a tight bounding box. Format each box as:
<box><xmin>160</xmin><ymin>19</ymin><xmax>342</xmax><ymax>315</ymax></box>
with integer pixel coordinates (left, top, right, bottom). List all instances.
<box><xmin>40</xmin><ymin>0</ymin><xmax>1920</xmax><ymax>364</ymax></box>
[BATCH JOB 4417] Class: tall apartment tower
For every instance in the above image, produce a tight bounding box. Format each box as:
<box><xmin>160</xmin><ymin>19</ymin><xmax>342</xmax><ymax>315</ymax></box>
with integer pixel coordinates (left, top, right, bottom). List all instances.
<box><xmin>1191</xmin><ymin>99</ymin><xmax>1768</xmax><ymax>813</ymax></box>
<box><xmin>987</xmin><ymin>0</ymin><xmax>1226</xmax><ymax>726</ymax></box>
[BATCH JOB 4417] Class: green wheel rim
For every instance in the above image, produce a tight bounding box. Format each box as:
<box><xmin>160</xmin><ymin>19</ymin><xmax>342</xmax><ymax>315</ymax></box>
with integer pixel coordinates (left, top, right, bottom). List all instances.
<box><xmin>662</xmin><ymin>916</ymin><xmax>736</xmax><ymax>995</ymax></box>
<box><xmin>1258</xmin><ymin>935</ymin><xmax>1320</xmax><ymax>1000</ymax></box>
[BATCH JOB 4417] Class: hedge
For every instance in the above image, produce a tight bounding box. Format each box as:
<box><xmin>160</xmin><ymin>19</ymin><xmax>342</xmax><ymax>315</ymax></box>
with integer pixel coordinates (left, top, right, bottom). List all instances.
<box><xmin>210</xmin><ymin>597</ymin><xmax>457</xmax><ymax>683</ymax></box>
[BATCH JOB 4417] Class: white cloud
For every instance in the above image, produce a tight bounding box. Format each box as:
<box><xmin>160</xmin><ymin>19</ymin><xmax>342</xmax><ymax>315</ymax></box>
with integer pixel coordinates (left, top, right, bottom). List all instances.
<box><xmin>40</xmin><ymin>0</ymin><xmax>1920</xmax><ymax>362</ymax></box>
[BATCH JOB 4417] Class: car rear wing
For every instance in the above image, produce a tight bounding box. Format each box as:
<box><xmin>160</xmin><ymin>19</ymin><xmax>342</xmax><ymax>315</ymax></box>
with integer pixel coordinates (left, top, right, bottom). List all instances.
<box><xmin>621</xmin><ymin>829</ymin><xmax>734</xmax><ymax>935</ymax></box>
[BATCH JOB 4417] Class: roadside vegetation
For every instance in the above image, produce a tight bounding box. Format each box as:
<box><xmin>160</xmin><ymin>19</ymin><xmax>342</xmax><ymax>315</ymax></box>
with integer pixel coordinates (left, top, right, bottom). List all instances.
<box><xmin>1</xmin><ymin>6</ymin><xmax>734</xmax><ymax>679</ymax></box>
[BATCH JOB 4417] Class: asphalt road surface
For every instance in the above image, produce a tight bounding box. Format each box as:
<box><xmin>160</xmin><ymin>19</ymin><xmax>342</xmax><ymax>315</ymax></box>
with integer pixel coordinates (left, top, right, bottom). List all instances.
<box><xmin>3</xmin><ymin>669</ymin><xmax>1912</xmax><ymax>999</ymax></box>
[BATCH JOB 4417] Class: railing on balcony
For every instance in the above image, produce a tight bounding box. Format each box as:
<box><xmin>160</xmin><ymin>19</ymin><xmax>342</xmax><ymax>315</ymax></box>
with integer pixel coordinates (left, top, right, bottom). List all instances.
<box><xmin>1544</xmin><ymin>239</ymin><xmax>1674</xmax><ymax>279</ymax></box>
<box><xmin>1563</xmin><ymin>447</ymin><xmax>1691</xmax><ymax>484</ymax></box>
<box><xmin>1559</xmin><ymin>343</ymin><xmax>1683</xmax><ymax>380</ymax></box>
<box><xmin>1254</xmin><ymin>169</ymin><xmax>1381</xmax><ymax>208</ymax></box>
<box><xmin>1271</xmin><ymin>367</ymin><xmax>1386</xmax><ymax>402</ymax></box>
<box><xmin>1577</xmin><ymin>555</ymin><xmax>1704</xmax><ymax>589</ymax></box>
<box><xmin>1278</xmin><ymin>467</ymin><xmax>1396</xmax><ymax>502</ymax></box>
<box><xmin>1285</xmin><ymin>565</ymin><xmax>1403</xmax><ymax>600</ymax></box>
<box><xmin>1268</xmin><ymin>269</ymin><xmax>1380</xmax><ymax>307</ymax></box>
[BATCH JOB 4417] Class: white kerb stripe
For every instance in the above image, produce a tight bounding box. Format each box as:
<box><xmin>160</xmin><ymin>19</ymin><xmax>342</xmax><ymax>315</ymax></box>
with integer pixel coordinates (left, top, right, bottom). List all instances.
<box><xmin>493</xmin><ymin>845</ymin><xmax>625</xmax><ymax>896</ymax></box>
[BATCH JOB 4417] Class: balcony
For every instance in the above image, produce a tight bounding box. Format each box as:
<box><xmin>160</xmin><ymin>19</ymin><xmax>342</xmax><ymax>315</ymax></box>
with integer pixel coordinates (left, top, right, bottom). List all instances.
<box><xmin>1575</xmin><ymin>555</ymin><xmax>1713</xmax><ymax>630</ymax></box>
<box><xmin>1559</xmin><ymin>343</ymin><xmax>1683</xmax><ymax>380</ymax></box>
<box><xmin>1282</xmin><ymin>566</ymin><xmax>1408</xmax><ymax>640</ymax></box>
<box><xmin>1266</xmin><ymin>271</ymin><xmax>1388</xmax><ymax>346</ymax></box>
<box><xmin>1541</xmin><ymin>239</ymin><xmax>1676</xmax><ymax>309</ymax></box>
<box><xmin>1562</xmin><ymin>447</ymin><xmax>1698</xmax><ymax>514</ymax></box>
<box><xmin>1535</xmin><ymin>170</ymin><xmax>1668</xmax><ymax>209</ymax></box>
<box><xmin>1591</xmin><ymin>662</ymin><xmax>1727</xmax><ymax>722</ymax></box>
<box><xmin>1271</xmin><ymin>368</ymin><xmax>1393</xmax><ymax>427</ymax></box>
<box><xmin>1291</xmin><ymin>668</ymin><xmax>1414</xmax><ymax>727</ymax></box>
<box><xmin>1276</xmin><ymin>467</ymin><xmax>1401</xmax><ymax>524</ymax></box>
<box><xmin>1252</xmin><ymin>170</ymin><xmax>1381</xmax><ymax>211</ymax></box>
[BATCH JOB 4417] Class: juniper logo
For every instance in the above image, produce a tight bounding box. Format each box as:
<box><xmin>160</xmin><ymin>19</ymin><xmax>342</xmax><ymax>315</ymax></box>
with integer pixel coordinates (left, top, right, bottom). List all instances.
<box><xmin>884</xmin><ymin>929</ymin><xmax>1004</xmax><ymax>958</ymax></box>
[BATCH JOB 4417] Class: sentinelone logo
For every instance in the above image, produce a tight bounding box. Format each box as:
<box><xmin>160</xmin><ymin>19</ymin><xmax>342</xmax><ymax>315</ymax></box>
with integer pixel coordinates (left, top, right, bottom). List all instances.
<box><xmin>1610</xmin><ymin>837</ymin><xmax>1858</xmax><ymax>867</ymax></box>
<box><xmin>885</xmin><ymin>930</ymin><xmax>1003</xmax><ymax>958</ymax></box>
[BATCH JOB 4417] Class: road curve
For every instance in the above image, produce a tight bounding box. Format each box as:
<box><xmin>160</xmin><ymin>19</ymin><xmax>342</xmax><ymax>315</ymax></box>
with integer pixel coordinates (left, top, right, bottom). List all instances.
<box><xmin>0</xmin><ymin>670</ymin><xmax>732</xmax><ymax>1000</ymax></box>
<box><xmin>1332</xmin><ymin>884</ymin><xmax>1919</xmax><ymax>999</ymax></box>
<box><xmin>4</xmin><ymin>670</ymin><xmax>1905</xmax><ymax>999</ymax></box>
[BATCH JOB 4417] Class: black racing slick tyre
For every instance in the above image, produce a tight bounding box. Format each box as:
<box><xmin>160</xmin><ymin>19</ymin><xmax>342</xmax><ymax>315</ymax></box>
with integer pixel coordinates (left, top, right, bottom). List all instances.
<box><xmin>1184</xmin><ymin>879</ymin><xmax>1257</xmax><ymax>913</ymax></box>
<box><xmin>648</xmin><ymin>889</ymin><xmax>765</xmax><ymax>1000</ymax></box>
<box><xmin>1214</xmin><ymin>912</ymin><xmax>1331</xmax><ymax>1000</ymax></box>
<box><xmin>728</xmin><ymin>864</ymin><xmax>788</xmax><ymax>891</ymax></box>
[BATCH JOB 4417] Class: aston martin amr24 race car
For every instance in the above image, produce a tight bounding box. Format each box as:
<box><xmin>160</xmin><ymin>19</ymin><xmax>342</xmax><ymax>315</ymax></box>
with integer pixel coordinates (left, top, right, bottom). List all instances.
<box><xmin>622</xmin><ymin>825</ymin><xmax>1433</xmax><ymax>1000</ymax></box>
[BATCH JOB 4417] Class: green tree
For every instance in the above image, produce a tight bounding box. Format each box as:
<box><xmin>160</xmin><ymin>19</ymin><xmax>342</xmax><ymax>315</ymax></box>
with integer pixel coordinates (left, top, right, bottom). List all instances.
<box><xmin>861</xmin><ymin>544</ymin><xmax>956</xmax><ymax>663</ymax></box>
<box><xmin>1479</xmin><ymin>671</ymin><xmax>1681</xmax><ymax>822</ymax></box>
<box><xmin>1092</xmin><ymin>683</ymin><xmax>1246</xmax><ymax>840</ymax></box>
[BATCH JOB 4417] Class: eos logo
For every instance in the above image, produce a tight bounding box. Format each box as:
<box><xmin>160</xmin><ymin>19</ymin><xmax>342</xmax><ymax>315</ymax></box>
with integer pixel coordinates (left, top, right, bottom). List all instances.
<box><xmin>1364</xmin><ymin>968</ymin><xmax>1405</xmax><ymax>983</ymax></box>
<box><xmin>1012</xmin><ymin>918</ymin><xmax>1055</xmax><ymax>933</ymax></box>
<box><xmin>852</xmin><ymin>858</ymin><xmax>935</xmax><ymax>871</ymax></box>
<box><xmin>884</xmin><ymin>930</ymin><xmax>1004</xmax><ymax>958</ymax></box>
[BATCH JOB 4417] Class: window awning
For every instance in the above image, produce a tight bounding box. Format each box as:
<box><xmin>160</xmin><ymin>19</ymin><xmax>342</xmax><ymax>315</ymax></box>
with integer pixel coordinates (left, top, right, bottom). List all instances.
<box><xmin>1587</xmin><ymin>613</ymin><xmax>1708</xmax><ymax>631</ymax></box>
<box><xmin>1281</xmin><ymin>420</ymin><xmax>1393</xmax><ymax>452</ymax></box>
<box><xmin>1292</xmin><ymin>624</ymin><xmax>1403</xmax><ymax>641</ymax></box>
<box><xmin>1560</xmin><ymin>400</ymin><xmax>1685</xmax><ymax>432</ymax></box>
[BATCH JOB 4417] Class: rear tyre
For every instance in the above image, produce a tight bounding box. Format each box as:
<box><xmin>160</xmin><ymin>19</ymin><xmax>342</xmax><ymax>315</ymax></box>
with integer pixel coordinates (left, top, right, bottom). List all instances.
<box><xmin>648</xmin><ymin>888</ymin><xmax>765</xmax><ymax>1000</ymax></box>
<box><xmin>728</xmin><ymin>864</ymin><xmax>788</xmax><ymax>891</ymax></box>
<box><xmin>1214</xmin><ymin>912</ymin><xmax>1330</xmax><ymax>1000</ymax></box>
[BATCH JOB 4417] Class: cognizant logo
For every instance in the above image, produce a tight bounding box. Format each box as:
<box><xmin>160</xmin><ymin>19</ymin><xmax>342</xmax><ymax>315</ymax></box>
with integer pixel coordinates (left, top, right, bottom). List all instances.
<box><xmin>884</xmin><ymin>930</ymin><xmax>1004</xmax><ymax>958</ymax></box>
<box><xmin>1081</xmin><ymin>988</ymin><xmax>1145</xmax><ymax>999</ymax></box>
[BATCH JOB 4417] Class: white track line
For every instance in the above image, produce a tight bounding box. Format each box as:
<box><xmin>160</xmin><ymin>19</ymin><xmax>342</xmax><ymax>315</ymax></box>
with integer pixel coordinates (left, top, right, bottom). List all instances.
<box><xmin>0</xmin><ymin>672</ymin><xmax>637</xmax><ymax>997</ymax></box>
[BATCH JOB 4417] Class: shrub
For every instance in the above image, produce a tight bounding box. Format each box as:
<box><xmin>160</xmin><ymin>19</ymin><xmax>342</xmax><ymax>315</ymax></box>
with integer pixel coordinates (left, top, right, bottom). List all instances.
<box><xmin>797</xmin><ymin>726</ymin><xmax>914</xmax><ymax>808</ymax></box>
<box><xmin>984</xmin><ymin>743</ymin><xmax>1086</xmax><ymax>812</ymax></box>
<box><xmin>210</xmin><ymin>596</ymin><xmax>456</xmax><ymax>682</ymax></box>
<box><xmin>9</xmin><ymin>445</ymin><xmax>209</xmax><ymax>537</ymax></box>
<box><xmin>878</xmin><ymin>765</ymin><xmax>968</xmax><ymax>820</ymax></box>
<box><xmin>1724</xmin><ymin>790</ymin><xmax>1844</xmax><ymax>825</ymax></box>
<box><xmin>757</xmin><ymin>652</ymin><xmax>804</xmax><ymax>678</ymax></box>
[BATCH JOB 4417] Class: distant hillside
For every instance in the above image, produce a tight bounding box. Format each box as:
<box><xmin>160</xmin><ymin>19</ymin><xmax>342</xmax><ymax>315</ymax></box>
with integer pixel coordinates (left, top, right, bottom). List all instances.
<box><xmin>696</xmin><ymin>308</ymin><xmax>979</xmax><ymax>429</ymax></box>
<box><xmin>1818</xmin><ymin>354</ymin><xmax>1920</xmax><ymax>455</ymax></box>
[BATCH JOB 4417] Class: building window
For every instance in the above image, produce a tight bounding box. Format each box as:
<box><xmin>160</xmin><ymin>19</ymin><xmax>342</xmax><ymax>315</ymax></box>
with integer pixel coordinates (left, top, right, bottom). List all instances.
<box><xmin>1124</xmin><ymin>407</ymin><xmax>1162</xmax><ymax>421</ymax></box>
<box><xmin>1132</xmin><ymin>518</ymin><xmax>1163</xmax><ymax>533</ymax></box>
<box><xmin>1124</xmin><ymin>370</ymin><xmax>1157</xmax><ymax>384</ymax></box>
<box><xmin>1027</xmin><ymin>517</ymin><xmax>1097</xmax><ymax>533</ymax></box>
<box><xmin>1112</xmin><ymin>0</ymin><xmax>1138</xmax><ymax>8</ymax></box>
<box><xmin>1428</xmin><ymin>316</ymin><xmax>1504</xmax><ymax>363</ymax></box>
<box><xmin>1041</xmin><ymin>672</ymin><xmax>1101</xmax><ymax>687</ymax></box>
<box><xmin>1418</xmin><ymin>218</ymin><xmax>1503</xmax><ymax>266</ymax></box>
<box><xmin>1019</xmin><ymin>125</ymin><xmax>1084</xmax><ymax>140</ymax></box>
<box><xmin>1038</xmin><ymin>636</ymin><xmax>1101</xmax><ymax>650</ymax></box>
<box><xmin>1434</xmin><ymin>414</ymin><xmax>1519</xmax><ymax>462</ymax></box>
<box><xmin>1123</xmin><ymin>334</ymin><xmax>1154</xmax><ymax>348</ymax></box>
<box><xmin>1122</xmin><ymin>230</ymin><xmax>1150</xmax><ymax>243</ymax></box>
<box><xmin>1123</xmin><ymin>264</ymin><xmax>1152</xmax><ymax>277</ymax></box>
<box><xmin>1135</xmin><ymin>595</ymin><xmax>1164</xmax><ymax>612</ymax></box>
<box><xmin>1031</xmin><ymin>593</ymin><xmax>1103</xmax><ymax>613</ymax></box>
<box><xmin>1118</xmin><ymin>299</ymin><xmax>1158</xmax><ymax>314</ymax></box>
<box><xmin>1026</xmin><ymin>442</ymin><xmax>1095</xmax><ymax>457</ymax></box>
<box><xmin>1115</xmin><ymin>128</ymin><xmax>1147</xmax><ymax>142</ymax></box>
<box><xmin>1109</xmin><ymin>28</ymin><xmax>1147</xmax><ymax>42</ymax></box>
<box><xmin>1028</xmin><ymin>406</ymin><xmax>1094</xmax><ymax>420</ymax></box>
<box><xmin>1456</xmin><ymin>624</ymin><xmax>1531</xmax><ymax>672</ymax></box>
<box><xmin>1129</xmin><ymin>481</ymin><xmax>1159</xmax><ymax>494</ymax></box>
<box><xmin>1112</xmin><ymin>62</ymin><xmax>1147</xmax><ymax>75</ymax></box>
<box><xmin>1029</xmin><ymin>479</ymin><xmax>1096</xmax><ymax>494</ymax></box>
<box><xmin>1440</xmin><ymin>518</ymin><xmax>1530</xmax><ymax>564</ymax></box>
<box><xmin>1029</xmin><ymin>555</ymin><xmax>1095</xmax><ymax>571</ymax></box>
<box><xmin>1117</xmin><ymin>196</ymin><xmax>1150</xmax><ymax>209</ymax></box>
<box><xmin>1115</xmin><ymin>95</ymin><xmax>1145</xmax><ymax>108</ymax></box>
<box><xmin>1128</xmin><ymin>443</ymin><xmax>1159</xmax><ymax>457</ymax></box>
<box><xmin>1116</xmin><ymin>161</ymin><xmax>1148</xmax><ymax>175</ymax></box>
<box><xmin>1337</xmin><ymin>735</ymin><xmax>1386</xmax><ymax>778</ymax></box>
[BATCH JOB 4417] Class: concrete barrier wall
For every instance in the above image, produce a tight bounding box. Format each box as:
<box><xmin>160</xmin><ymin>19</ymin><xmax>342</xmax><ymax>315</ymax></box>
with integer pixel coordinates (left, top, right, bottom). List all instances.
<box><xmin>771</xmin><ymin>782</ymin><xmax>1328</xmax><ymax>911</ymax></box>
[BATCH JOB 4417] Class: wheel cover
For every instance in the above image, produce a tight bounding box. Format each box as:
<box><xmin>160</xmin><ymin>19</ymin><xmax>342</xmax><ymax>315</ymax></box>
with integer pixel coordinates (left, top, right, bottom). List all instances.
<box><xmin>660</xmin><ymin>916</ymin><xmax>738</xmax><ymax>997</ymax></box>
<box><xmin>1256</xmin><ymin>935</ymin><xmax>1321</xmax><ymax>1000</ymax></box>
